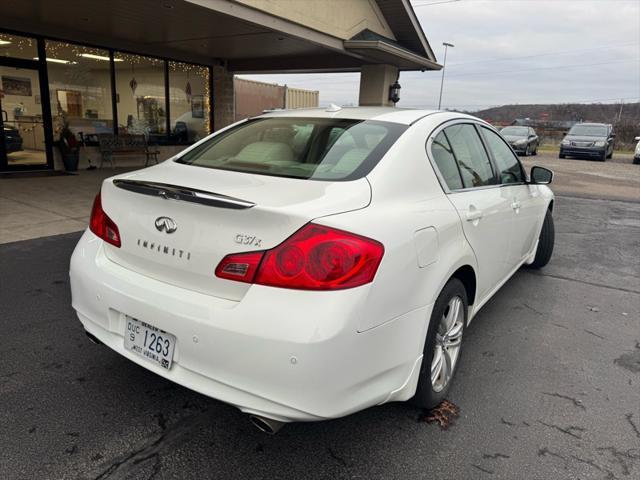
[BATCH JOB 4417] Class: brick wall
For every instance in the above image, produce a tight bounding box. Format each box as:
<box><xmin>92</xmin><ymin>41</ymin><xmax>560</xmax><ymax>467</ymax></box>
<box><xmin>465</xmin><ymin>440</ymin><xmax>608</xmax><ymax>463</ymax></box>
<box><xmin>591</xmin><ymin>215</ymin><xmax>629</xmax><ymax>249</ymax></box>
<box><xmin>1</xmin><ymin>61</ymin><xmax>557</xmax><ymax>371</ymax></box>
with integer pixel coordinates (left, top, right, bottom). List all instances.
<box><xmin>212</xmin><ymin>65</ymin><xmax>235</xmax><ymax>131</ymax></box>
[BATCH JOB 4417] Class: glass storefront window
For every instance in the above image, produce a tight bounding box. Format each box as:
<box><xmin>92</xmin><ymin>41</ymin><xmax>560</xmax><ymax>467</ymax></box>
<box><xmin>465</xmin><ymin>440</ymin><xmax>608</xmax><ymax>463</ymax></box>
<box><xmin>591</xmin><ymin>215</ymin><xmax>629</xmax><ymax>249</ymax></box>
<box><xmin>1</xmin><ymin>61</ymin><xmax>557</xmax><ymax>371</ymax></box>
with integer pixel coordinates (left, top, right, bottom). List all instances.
<box><xmin>2</xmin><ymin>31</ymin><xmax>212</xmax><ymax>172</ymax></box>
<box><xmin>115</xmin><ymin>53</ymin><xmax>166</xmax><ymax>141</ymax></box>
<box><xmin>45</xmin><ymin>41</ymin><xmax>114</xmax><ymax>142</ymax></box>
<box><xmin>0</xmin><ymin>33</ymin><xmax>37</xmax><ymax>60</ymax></box>
<box><xmin>169</xmin><ymin>62</ymin><xmax>210</xmax><ymax>144</ymax></box>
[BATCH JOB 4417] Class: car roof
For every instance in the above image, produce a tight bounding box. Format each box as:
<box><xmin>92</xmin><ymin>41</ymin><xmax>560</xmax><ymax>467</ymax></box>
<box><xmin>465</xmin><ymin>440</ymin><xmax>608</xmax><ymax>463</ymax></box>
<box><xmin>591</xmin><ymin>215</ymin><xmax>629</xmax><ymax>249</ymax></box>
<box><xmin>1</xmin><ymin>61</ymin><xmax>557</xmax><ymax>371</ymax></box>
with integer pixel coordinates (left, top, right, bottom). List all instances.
<box><xmin>257</xmin><ymin>106</ymin><xmax>477</xmax><ymax>126</ymax></box>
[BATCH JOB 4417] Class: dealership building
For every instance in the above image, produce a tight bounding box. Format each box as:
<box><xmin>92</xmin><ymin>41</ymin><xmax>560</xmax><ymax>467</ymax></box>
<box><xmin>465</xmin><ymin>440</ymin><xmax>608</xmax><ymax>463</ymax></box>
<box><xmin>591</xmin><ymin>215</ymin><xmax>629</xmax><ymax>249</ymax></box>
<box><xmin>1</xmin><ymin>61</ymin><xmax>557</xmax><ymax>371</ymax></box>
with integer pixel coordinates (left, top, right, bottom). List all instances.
<box><xmin>0</xmin><ymin>0</ymin><xmax>439</xmax><ymax>173</ymax></box>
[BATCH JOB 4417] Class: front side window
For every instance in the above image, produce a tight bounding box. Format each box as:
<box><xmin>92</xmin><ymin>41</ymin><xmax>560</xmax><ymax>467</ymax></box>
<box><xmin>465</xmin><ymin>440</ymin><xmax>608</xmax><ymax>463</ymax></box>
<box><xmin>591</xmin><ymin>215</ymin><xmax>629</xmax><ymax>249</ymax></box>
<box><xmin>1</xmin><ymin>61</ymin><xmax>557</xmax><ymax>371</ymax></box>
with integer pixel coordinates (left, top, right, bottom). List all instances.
<box><xmin>444</xmin><ymin>124</ymin><xmax>495</xmax><ymax>188</ymax></box>
<box><xmin>481</xmin><ymin>127</ymin><xmax>524</xmax><ymax>184</ymax></box>
<box><xmin>177</xmin><ymin>117</ymin><xmax>406</xmax><ymax>181</ymax></box>
<box><xmin>431</xmin><ymin>131</ymin><xmax>463</xmax><ymax>190</ymax></box>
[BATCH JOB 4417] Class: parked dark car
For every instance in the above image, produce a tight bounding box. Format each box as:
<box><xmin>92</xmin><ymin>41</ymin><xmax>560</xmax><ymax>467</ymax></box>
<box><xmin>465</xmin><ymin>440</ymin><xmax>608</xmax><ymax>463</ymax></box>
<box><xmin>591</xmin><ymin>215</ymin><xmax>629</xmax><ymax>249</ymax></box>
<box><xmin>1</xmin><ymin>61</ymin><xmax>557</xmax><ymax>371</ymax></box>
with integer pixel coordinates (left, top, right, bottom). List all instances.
<box><xmin>559</xmin><ymin>123</ymin><xmax>614</xmax><ymax>161</ymax></box>
<box><xmin>3</xmin><ymin>125</ymin><xmax>23</xmax><ymax>154</ymax></box>
<box><xmin>2</xmin><ymin>109</ymin><xmax>24</xmax><ymax>155</ymax></box>
<box><xmin>500</xmin><ymin>126</ymin><xmax>539</xmax><ymax>156</ymax></box>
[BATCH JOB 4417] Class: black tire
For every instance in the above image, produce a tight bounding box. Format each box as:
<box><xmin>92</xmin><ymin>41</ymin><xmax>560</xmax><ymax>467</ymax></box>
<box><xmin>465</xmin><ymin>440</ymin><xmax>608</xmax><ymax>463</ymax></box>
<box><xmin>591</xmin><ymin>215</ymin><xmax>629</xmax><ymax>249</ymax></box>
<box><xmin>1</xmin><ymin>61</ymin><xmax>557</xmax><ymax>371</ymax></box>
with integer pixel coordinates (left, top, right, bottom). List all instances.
<box><xmin>532</xmin><ymin>144</ymin><xmax>538</xmax><ymax>156</ymax></box>
<box><xmin>607</xmin><ymin>150</ymin><xmax>613</xmax><ymax>159</ymax></box>
<box><xmin>412</xmin><ymin>278</ymin><xmax>467</xmax><ymax>409</ymax></box>
<box><xmin>524</xmin><ymin>145</ymin><xmax>531</xmax><ymax>156</ymax></box>
<box><xmin>600</xmin><ymin>150</ymin><xmax>607</xmax><ymax>162</ymax></box>
<box><xmin>529</xmin><ymin>209</ymin><xmax>555</xmax><ymax>269</ymax></box>
<box><xmin>559</xmin><ymin>153</ymin><xmax>566</xmax><ymax>159</ymax></box>
<box><xmin>634</xmin><ymin>157</ymin><xmax>640</xmax><ymax>165</ymax></box>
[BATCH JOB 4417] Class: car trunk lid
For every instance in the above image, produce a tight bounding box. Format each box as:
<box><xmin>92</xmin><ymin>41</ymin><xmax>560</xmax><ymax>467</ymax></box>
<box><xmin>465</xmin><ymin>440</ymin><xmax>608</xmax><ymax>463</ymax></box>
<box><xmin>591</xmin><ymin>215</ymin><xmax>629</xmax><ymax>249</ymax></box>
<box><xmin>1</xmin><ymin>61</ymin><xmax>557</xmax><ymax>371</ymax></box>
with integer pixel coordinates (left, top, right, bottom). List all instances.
<box><xmin>100</xmin><ymin>162</ymin><xmax>371</xmax><ymax>301</ymax></box>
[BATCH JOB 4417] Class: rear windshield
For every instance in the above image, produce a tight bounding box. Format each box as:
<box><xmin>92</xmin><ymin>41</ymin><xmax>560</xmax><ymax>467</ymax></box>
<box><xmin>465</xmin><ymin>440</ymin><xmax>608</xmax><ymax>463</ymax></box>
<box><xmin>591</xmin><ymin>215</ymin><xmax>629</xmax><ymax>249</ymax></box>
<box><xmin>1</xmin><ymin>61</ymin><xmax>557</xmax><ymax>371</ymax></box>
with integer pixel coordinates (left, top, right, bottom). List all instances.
<box><xmin>175</xmin><ymin>117</ymin><xmax>407</xmax><ymax>180</ymax></box>
<box><xmin>569</xmin><ymin>125</ymin><xmax>607</xmax><ymax>136</ymax></box>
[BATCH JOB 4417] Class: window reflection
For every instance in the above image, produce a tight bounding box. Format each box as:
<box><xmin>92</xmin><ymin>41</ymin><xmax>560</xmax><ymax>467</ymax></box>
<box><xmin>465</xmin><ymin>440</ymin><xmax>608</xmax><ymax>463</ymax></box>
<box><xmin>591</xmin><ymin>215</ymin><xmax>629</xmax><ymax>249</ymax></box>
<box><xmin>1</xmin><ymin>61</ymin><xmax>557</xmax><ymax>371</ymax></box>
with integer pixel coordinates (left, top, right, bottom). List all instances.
<box><xmin>115</xmin><ymin>53</ymin><xmax>166</xmax><ymax>141</ymax></box>
<box><xmin>46</xmin><ymin>41</ymin><xmax>114</xmax><ymax>142</ymax></box>
<box><xmin>169</xmin><ymin>62</ymin><xmax>210</xmax><ymax>144</ymax></box>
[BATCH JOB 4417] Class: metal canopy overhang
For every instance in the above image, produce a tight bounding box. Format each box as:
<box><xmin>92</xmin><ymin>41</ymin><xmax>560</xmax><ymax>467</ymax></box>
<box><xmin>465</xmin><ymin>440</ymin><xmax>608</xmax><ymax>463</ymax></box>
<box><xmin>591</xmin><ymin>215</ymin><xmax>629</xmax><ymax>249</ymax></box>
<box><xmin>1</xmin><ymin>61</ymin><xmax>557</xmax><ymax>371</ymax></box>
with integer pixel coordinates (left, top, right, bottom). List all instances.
<box><xmin>0</xmin><ymin>0</ymin><xmax>440</xmax><ymax>73</ymax></box>
<box><xmin>343</xmin><ymin>40</ymin><xmax>441</xmax><ymax>71</ymax></box>
<box><xmin>228</xmin><ymin>47</ymin><xmax>441</xmax><ymax>74</ymax></box>
<box><xmin>229</xmin><ymin>35</ymin><xmax>441</xmax><ymax>73</ymax></box>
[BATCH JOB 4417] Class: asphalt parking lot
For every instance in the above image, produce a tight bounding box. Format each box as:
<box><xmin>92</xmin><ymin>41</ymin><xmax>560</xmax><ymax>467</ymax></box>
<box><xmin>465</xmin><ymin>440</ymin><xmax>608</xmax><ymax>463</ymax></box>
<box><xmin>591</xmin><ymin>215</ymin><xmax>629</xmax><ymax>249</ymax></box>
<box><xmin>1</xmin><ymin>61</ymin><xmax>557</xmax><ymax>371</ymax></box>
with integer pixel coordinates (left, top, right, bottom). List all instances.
<box><xmin>1</xmin><ymin>167</ymin><xmax>639</xmax><ymax>479</ymax></box>
<box><xmin>522</xmin><ymin>150</ymin><xmax>639</xmax><ymax>203</ymax></box>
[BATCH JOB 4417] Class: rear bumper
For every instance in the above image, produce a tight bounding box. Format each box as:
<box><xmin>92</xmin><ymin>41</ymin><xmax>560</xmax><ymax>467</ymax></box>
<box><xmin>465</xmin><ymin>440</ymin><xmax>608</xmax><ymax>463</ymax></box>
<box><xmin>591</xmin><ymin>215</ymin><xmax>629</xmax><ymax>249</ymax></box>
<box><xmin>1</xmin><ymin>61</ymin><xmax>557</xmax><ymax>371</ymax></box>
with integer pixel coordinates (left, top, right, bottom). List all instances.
<box><xmin>70</xmin><ymin>230</ymin><xmax>429</xmax><ymax>422</ymax></box>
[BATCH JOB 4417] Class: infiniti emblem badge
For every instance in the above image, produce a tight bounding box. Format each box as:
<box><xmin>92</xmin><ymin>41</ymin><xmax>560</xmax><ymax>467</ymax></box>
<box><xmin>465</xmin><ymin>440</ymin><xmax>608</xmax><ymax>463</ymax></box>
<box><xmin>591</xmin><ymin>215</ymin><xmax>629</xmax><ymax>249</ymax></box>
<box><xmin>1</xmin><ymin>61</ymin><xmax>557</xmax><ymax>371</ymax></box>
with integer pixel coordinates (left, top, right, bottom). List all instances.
<box><xmin>155</xmin><ymin>216</ymin><xmax>177</xmax><ymax>234</ymax></box>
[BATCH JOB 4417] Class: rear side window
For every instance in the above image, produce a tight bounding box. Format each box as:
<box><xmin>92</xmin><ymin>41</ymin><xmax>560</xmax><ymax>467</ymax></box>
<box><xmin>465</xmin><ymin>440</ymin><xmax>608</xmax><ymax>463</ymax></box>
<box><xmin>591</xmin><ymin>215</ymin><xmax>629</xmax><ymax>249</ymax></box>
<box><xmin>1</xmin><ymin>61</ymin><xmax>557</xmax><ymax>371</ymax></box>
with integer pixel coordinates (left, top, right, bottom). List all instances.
<box><xmin>444</xmin><ymin>124</ymin><xmax>495</xmax><ymax>188</ymax></box>
<box><xmin>431</xmin><ymin>131</ymin><xmax>463</xmax><ymax>190</ymax></box>
<box><xmin>481</xmin><ymin>127</ymin><xmax>524</xmax><ymax>184</ymax></box>
<box><xmin>176</xmin><ymin>117</ymin><xmax>407</xmax><ymax>181</ymax></box>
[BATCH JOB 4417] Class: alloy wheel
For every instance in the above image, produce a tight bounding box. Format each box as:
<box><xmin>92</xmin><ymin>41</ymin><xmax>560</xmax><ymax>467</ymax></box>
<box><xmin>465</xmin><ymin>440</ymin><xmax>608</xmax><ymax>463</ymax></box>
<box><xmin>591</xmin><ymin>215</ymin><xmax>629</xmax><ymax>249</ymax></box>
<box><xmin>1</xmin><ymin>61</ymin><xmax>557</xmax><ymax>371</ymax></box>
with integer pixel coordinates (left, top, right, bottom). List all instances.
<box><xmin>430</xmin><ymin>295</ymin><xmax>464</xmax><ymax>393</ymax></box>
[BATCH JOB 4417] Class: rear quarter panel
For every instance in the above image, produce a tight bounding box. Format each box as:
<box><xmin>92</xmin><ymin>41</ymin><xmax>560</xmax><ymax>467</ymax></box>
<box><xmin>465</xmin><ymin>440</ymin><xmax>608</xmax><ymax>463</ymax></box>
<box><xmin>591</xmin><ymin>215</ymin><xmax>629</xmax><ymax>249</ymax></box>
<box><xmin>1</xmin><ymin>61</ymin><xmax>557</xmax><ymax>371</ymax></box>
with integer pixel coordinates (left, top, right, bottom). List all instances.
<box><xmin>317</xmin><ymin>119</ymin><xmax>477</xmax><ymax>333</ymax></box>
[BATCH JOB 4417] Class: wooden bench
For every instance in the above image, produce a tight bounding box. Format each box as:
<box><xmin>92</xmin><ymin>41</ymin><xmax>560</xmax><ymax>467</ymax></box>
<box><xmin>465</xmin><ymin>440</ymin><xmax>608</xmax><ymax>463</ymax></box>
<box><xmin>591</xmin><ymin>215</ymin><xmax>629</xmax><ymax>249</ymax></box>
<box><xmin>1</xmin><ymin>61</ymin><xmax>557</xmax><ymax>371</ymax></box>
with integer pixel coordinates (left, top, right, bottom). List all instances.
<box><xmin>96</xmin><ymin>134</ymin><xmax>160</xmax><ymax>169</ymax></box>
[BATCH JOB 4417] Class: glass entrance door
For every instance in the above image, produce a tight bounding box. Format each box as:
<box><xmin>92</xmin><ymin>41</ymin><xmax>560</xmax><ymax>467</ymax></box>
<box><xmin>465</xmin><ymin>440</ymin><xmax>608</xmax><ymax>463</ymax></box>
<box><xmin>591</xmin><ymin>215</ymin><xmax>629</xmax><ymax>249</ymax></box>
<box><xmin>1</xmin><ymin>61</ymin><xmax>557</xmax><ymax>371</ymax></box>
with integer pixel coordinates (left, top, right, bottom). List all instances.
<box><xmin>0</xmin><ymin>65</ymin><xmax>48</xmax><ymax>170</ymax></box>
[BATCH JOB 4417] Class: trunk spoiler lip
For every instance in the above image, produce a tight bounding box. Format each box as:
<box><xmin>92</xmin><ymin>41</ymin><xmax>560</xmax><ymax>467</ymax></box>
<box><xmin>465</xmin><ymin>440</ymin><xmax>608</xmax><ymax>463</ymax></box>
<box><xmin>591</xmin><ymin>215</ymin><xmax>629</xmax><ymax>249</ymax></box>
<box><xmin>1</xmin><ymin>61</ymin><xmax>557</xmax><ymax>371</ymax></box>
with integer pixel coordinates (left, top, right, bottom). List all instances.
<box><xmin>112</xmin><ymin>179</ymin><xmax>256</xmax><ymax>210</ymax></box>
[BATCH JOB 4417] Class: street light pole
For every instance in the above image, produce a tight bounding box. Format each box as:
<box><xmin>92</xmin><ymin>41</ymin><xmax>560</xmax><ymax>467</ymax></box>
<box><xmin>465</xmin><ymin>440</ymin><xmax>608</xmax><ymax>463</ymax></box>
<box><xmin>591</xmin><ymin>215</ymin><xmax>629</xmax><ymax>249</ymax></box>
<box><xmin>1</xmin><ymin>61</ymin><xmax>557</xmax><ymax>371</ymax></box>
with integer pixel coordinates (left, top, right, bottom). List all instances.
<box><xmin>438</xmin><ymin>42</ymin><xmax>454</xmax><ymax>110</ymax></box>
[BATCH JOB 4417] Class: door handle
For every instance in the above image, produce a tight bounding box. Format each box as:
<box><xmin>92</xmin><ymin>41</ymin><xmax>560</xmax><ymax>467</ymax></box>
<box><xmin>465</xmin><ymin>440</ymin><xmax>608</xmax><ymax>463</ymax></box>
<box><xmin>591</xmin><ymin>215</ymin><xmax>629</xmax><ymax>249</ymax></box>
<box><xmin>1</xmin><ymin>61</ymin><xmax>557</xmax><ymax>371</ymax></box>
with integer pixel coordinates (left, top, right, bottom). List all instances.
<box><xmin>466</xmin><ymin>206</ymin><xmax>483</xmax><ymax>222</ymax></box>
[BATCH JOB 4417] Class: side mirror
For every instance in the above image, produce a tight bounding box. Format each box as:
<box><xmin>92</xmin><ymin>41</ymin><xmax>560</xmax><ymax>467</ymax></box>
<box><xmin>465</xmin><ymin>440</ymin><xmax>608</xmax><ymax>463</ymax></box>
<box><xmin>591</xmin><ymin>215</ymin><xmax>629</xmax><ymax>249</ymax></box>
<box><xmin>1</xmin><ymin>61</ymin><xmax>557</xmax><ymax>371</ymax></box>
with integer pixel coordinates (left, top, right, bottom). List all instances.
<box><xmin>530</xmin><ymin>166</ymin><xmax>553</xmax><ymax>185</ymax></box>
<box><xmin>610</xmin><ymin>133</ymin><xmax>616</xmax><ymax>138</ymax></box>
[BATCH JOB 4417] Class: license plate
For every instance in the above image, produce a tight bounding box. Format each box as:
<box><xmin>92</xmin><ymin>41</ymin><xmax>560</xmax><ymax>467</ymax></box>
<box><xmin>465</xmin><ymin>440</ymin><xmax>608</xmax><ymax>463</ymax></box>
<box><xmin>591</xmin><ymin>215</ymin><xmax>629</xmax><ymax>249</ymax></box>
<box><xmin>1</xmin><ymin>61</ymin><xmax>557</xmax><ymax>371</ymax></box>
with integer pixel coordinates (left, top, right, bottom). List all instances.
<box><xmin>124</xmin><ymin>317</ymin><xmax>176</xmax><ymax>370</ymax></box>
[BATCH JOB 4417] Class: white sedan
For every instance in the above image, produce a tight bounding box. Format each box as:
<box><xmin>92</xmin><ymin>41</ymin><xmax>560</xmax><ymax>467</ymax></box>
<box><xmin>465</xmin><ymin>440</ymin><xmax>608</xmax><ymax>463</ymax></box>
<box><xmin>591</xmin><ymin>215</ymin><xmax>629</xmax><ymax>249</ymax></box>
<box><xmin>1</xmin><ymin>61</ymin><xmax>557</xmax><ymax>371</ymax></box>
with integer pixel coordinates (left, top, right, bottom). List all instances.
<box><xmin>70</xmin><ymin>107</ymin><xmax>554</xmax><ymax>433</ymax></box>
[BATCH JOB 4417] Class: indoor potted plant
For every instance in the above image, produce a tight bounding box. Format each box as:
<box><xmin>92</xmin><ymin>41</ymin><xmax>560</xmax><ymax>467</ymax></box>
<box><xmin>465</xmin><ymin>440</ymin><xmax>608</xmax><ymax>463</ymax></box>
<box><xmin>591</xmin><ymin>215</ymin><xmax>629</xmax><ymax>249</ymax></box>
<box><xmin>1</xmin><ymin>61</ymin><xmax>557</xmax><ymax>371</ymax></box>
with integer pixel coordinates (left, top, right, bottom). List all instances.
<box><xmin>57</xmin><ymin>119</ymin><xmax>80</xmax><ymax>172</ymax></box>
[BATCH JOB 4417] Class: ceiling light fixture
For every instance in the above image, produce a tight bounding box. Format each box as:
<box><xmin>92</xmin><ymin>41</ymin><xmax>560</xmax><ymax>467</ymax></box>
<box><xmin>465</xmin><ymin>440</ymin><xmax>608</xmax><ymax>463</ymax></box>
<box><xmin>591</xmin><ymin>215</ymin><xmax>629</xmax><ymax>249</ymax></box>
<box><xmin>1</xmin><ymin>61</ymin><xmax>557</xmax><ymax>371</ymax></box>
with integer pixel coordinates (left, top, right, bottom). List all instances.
<box><xmin>79</xmin><ymin>53</ymin><xmax>123</xmax><ymax>62</ymax></box>
<box><xmin>33</xmin><ymin>57</ymin><xmax>76</xmax><ymax>64</ymax></box>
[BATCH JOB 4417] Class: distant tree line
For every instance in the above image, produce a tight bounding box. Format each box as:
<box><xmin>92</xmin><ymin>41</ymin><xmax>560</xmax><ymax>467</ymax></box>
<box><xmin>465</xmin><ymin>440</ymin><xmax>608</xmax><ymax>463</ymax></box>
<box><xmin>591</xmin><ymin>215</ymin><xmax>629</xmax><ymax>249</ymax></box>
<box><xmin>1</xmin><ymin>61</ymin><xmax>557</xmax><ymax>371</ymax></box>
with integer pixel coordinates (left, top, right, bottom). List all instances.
<box><xmin>466</xmin><ymin>102</ymin><xmax>640</xmax><ymax>147</ymax></box>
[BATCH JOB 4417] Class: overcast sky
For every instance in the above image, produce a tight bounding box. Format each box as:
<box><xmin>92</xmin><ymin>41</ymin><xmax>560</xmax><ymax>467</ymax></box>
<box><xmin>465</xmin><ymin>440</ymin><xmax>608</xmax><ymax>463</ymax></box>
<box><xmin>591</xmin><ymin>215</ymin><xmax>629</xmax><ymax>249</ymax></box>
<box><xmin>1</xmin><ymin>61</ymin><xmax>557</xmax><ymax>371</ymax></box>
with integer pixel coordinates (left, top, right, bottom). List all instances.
<box><xmin>240</xmin><ymin>0</ymin><xmax>640</xmax><ymax>111</ymax></box>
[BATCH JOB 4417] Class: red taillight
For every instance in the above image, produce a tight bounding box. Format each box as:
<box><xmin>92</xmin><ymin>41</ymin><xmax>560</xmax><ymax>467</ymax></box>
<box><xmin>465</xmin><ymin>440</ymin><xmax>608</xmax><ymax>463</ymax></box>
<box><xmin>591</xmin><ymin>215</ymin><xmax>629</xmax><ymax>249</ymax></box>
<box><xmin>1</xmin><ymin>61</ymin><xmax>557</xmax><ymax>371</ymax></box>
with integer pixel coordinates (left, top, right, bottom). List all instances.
<box><xmin>215</xmin><ymin>251</ymin><xmax>264</xmax><ymax>283</ymax></box>
<box><xmin>215</xmin><ymin>224</ymin><xmax>384</xmax><ymax>290</ymax></box>
<box><xmin>89</xmin><ymin>192</ymin><xmax>121</xmax><ymax>248</ymax></box>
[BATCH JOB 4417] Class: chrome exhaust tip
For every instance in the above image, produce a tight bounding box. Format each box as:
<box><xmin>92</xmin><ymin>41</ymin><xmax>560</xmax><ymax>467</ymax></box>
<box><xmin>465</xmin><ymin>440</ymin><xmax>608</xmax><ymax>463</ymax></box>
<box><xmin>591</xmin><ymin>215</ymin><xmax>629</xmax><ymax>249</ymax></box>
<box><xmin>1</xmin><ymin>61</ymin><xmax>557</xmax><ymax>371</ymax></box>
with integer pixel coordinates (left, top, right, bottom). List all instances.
<box><xmin>249</xmin><ymin>415</ymin><xmax>285</xmax><ymax>435</ymax></box>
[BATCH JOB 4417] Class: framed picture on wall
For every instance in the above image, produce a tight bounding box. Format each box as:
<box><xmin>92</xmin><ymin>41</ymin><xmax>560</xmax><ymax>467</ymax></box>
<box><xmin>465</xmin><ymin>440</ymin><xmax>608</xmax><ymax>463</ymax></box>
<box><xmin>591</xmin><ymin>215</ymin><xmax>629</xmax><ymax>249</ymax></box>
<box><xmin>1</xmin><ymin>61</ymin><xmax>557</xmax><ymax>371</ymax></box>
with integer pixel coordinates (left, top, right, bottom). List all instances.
<box><xmin>1</xmin><ymin>76</ymin><xmax>32</xmax><ymax>96</ymax></box>
<box><xmin>191</xmin><ymin>95</ymin><xmax>204</xmax><ymax>118</ymax></box>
